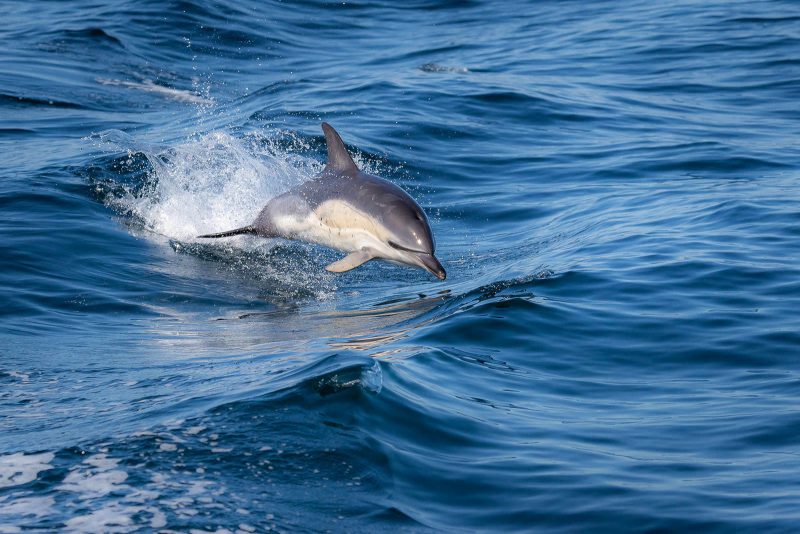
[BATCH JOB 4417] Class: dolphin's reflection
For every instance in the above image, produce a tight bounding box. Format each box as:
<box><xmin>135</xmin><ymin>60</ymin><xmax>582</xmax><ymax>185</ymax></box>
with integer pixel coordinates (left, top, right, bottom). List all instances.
<box><xmin>324</xmin><ymin>294</ymin><xmax>449</xmax><ymax>355</ymax></box>
<box><xmin>139</xmin><ymin>290</ymin><xmax>450</xmax><ymax>363</ymax></box>
<box><xmin>234</xmin><ymin>291</ymin><xmax>450</xmax><ymax>358</ymax></box>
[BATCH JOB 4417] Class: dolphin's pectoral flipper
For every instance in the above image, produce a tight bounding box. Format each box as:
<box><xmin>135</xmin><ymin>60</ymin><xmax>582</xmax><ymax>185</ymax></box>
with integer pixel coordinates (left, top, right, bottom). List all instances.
<box><xmin>325</xmin><ymin>249</ymin><xmax>374</xmax><ymax>273</ymax></box>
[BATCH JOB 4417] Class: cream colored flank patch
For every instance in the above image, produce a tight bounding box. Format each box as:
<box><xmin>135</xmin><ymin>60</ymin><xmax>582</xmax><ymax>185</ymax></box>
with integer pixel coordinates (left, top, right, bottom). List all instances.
<box><xmin>314</xmin><ymin>200</ymin><xmax>381</xmax><ymax>237</ymax></box>
<box><xmin>272</xmin><ymin>198</ymin><xmax>401</xmax><ymax>262</ymax></box>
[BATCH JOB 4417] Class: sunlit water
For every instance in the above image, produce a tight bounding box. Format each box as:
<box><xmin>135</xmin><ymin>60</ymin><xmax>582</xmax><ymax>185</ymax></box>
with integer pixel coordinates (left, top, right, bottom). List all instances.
<box><xmin>2</xmin><ymin>1</ymin><xmax>800</xmax><ymax>531</ymax></box>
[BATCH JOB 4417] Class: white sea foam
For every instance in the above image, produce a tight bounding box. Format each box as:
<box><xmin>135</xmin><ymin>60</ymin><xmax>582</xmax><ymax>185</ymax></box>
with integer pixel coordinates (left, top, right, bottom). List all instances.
<box><xmin>59</xmin><ymin>454</ymin><xmax>129</xmax><ymax>498</ymax></box>
<box><xmin>51</xmin><ymin>451</ymin><xmax>186</xmax><ymax>533</ymax></box>
<box><xmin>65</xmin><ymin>505</ymin><xmax>134</xmax><ymax>532</ymax></box>
<box><xmin>0</xmin><ymin>495</ymin><xmax>55</xmax><ymax>527</ymax></box>
<box><xmin>0</xmin><ymin>452</ymin><xmax>54</xmax><ymax>489</ymax></box>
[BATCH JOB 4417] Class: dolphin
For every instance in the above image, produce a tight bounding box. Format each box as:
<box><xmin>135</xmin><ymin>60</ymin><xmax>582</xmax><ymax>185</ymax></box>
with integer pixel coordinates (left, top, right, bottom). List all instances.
<box><xmin>198</xmin><ymin>123</ymin><xmax>446</xmax><ymax>280</ymax></box>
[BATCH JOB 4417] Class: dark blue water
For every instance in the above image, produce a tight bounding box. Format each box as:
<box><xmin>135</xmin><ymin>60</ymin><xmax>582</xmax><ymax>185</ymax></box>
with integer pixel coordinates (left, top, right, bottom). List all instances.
<box><xmin>3</xmin><ymin>0</ymin><xmax>800</xmax><ymax>531</ymax></box>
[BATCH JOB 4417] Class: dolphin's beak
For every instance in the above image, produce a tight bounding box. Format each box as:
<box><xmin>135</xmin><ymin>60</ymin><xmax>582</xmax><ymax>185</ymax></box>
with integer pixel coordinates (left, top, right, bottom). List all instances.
<box><xmin>417</xmin><ymin>253</ymin><xmax>447</xmax><ymax>280</ymax></box>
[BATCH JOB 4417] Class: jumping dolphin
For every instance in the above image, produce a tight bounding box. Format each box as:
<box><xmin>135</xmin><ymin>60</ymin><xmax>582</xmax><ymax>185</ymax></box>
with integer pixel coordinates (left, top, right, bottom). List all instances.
<box><xmin>198</xmin><ymin>123</ymin><xmax>446</xmax><ymax>280</ymax></box>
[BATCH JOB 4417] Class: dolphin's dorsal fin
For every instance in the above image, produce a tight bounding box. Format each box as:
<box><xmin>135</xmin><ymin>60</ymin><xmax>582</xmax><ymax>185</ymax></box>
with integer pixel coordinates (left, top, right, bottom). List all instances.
<box><xmin>321</xmin><ymin>122</ymin><xmax>359</xmax><ymax>173</ymax></box>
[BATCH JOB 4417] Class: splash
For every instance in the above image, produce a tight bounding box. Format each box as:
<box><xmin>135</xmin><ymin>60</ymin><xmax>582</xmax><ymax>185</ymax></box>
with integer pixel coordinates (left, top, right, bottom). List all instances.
<box><xmin>89</xmin><ymin>128</ymin><xmax>339</xmax><ymax>301</ymax></box>
<box><xmin>96</xmin><ymin>129</ymin><xmax>319</xmax><ymax>244</ymax></box>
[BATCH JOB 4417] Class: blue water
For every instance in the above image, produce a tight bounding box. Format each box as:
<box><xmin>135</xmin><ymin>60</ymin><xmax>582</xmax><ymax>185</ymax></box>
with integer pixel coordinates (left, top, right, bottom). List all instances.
<box><xmin>2</xmin><ymin>0</ymin><xmax>800</xmax><ymax>531</ymax></box>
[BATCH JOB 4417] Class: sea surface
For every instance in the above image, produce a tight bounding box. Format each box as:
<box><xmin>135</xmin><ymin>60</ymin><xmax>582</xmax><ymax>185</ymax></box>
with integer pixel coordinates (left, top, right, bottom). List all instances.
<box><xmin>2</xmin><ymin>0</ymin><xmax>800</xmax><ymax>531</ymax></box>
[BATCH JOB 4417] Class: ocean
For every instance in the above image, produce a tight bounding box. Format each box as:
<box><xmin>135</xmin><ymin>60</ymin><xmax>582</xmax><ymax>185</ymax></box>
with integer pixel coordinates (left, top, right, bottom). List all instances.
<box><xmin>2</xmin><ymin>0</ymin><xmax>800</xmax><ymax>531</ymax></box>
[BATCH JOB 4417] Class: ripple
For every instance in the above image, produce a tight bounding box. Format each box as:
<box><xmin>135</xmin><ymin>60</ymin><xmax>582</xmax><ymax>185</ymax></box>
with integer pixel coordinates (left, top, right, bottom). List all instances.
<box><xmin>0</xmin><ymin>93</ymin><xmax>83</xmax><ymax>109</ymax></box>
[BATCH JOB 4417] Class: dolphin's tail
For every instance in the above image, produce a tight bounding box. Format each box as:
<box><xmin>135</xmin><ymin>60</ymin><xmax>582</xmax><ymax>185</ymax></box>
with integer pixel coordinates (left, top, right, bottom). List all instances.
<box><xmin>197</xmin><ymin>225</ymin><xmax>256</xmax><ymax>239</ymax></box>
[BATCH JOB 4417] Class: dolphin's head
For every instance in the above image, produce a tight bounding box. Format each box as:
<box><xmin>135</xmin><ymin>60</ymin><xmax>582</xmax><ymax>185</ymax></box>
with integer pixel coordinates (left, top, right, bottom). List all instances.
<box><xmin>381</xmin><ymin>192</ymin><xmax>446</xmax><ymax>280</ymax></box>
<box><xmin>314</xmin><ymin>121</ymin><xmax>446</xmax><ymax>280</ymax></box>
